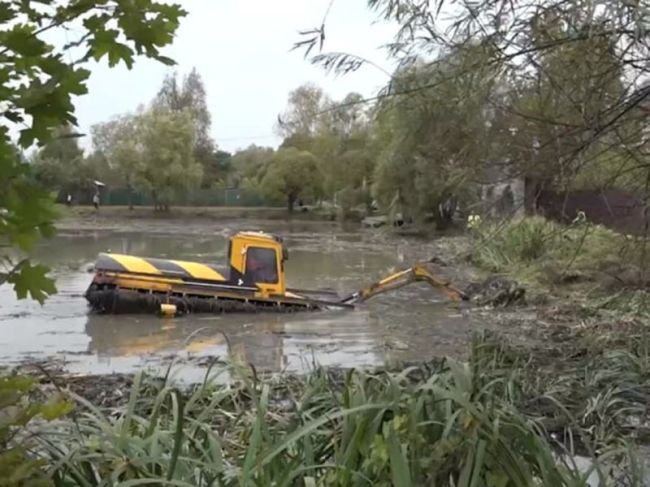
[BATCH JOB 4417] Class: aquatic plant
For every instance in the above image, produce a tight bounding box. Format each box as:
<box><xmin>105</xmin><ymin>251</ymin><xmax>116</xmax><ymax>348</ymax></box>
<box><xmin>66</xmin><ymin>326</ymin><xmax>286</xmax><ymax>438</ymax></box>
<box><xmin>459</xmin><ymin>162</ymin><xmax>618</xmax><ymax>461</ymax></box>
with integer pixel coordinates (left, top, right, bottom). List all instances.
<box><xmin>19</xmin><ymin>332</ymin><xmax>646</xmax><ymax>486</ymax></box>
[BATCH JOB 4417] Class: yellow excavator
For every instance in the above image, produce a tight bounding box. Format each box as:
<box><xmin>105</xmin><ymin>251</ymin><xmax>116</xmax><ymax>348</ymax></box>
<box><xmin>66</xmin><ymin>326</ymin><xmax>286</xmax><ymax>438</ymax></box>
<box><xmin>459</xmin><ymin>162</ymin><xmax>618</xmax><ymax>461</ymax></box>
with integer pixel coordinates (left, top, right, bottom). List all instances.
<box><xmin>85</xmin><ymin>231</ymin><xmax>467</xmax><ymax>315</ymax></box>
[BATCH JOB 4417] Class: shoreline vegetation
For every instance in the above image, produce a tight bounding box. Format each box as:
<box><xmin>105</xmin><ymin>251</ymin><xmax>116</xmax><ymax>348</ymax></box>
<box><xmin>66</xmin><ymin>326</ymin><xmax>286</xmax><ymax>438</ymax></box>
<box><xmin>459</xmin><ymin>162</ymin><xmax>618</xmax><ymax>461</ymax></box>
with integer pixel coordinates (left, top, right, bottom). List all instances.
<box><xmin>5</xmin><ymin>326</ymin><xmax>649</xmax><ymax>485</ymax></box>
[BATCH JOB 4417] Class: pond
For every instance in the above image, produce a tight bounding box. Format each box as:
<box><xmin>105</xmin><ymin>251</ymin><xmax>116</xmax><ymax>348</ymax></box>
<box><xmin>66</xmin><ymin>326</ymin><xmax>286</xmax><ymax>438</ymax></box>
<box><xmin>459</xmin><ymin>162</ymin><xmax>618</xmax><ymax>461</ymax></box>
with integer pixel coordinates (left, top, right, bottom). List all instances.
<box><xmin>0</xmin><ymin>220</ymin><xmax>480</xmax><ymax>380</ymax></box>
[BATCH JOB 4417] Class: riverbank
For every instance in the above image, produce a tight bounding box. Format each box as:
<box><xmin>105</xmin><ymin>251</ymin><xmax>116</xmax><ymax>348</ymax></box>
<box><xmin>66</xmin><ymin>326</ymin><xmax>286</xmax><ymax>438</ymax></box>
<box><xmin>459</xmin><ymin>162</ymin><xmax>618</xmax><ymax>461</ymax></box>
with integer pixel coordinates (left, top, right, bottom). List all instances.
<box><xmin>57</xmin><ymin>204</ymin><xmax>354</xmax><ymax>225</ymax></box>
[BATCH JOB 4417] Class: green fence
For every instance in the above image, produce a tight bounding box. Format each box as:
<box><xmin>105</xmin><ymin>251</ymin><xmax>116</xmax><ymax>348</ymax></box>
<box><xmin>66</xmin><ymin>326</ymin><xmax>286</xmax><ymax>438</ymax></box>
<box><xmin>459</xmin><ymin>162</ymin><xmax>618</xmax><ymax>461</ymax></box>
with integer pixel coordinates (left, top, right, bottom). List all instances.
<box><xmin>103</xmin><ymin>188</ymin><xmax>271</xmax><ymax>207</ymax></box>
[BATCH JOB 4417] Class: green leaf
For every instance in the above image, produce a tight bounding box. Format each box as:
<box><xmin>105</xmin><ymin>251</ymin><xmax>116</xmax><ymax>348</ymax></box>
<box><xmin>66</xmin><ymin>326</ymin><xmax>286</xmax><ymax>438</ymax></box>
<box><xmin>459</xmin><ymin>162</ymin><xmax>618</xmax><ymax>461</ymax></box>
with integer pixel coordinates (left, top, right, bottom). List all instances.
<box><xmin>155</xmin><ymin>55</ymin><xmax>176</xmax><ymax>66</ymax></box>
<box><xmin>387</xmin><ymin>425</ymin><xmax>412</xmax><ymax>487</ymax></box>
<box><xmin>40</xmin><ymin>396</ymin><xmax>74</xmax><ymax>420</ymax></box>
<box><xmin>7</xmin><ymin>262</ymin><xmax>57</xmax><ymax>304</ymax></box>
<box><xmin>83</xmin><ymin>13</ymin><xmax>111</xmax><ymax>32</ymax></box>
<box><xmin>106</xmin><ymin>42</ymin><xmax>134</xmax><ymax>68</ymax></box>
<box><xmin>18</xmin><ymin>128</ymin><xmax>37</xmax><ymax>148</ymax></box>
<box><xmin>0</xmin><ymin>4</ymin><xmax>15</xmax><ymax>23</ymax></box>
<box><xmin>89</xmin><ymin>28</ymin><xmax>119</xmax><ymax>61</ymax></box>
<box><xmin>0</xmin><ymin>24</ymin><xmax>51</xmax><ymax>57</ymax></box>
<box><xmin>3</xmin><ymin>110</ymin><xmax>24</xmax><ymax>123</ymax></box>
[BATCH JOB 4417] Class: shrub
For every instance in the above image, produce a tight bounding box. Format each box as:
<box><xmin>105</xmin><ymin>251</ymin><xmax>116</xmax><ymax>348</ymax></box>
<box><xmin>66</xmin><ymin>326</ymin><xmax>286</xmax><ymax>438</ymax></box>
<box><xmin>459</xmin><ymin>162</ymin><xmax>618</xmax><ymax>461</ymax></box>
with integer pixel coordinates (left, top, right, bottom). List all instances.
<box><xmin>469</xmin><ymin>216</ymin><xmax>636</xmax><ymax>286</ymax></box>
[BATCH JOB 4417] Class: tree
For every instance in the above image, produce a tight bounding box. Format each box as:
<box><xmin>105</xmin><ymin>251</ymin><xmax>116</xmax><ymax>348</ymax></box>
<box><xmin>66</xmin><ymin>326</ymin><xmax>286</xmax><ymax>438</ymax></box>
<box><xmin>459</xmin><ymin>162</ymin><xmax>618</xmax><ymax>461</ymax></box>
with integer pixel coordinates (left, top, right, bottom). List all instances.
<box><xmin>92</xmin><ymin>113</ymin><xmax>142</xmax><ymax>208</ymax></box>
<box><xmin>277</xmin><ymin>86</ymin><xmax>375</xmax><ymax>216</ymax></box>
<box><xmin>156</xmin><ymin>68</ymin><xmax>216</xmax><ymax>185</ymax></box>
<box><xmin>32</xmin><ymin>125</ymin><xmax>90</xmax><ymax>200</ymax></box>
<box><xmin>323</xmin><ymin>92</ymin><xmax>369</xmax><ymax>137</ymax></box>
<box><xmin>91</xmin><ymin>107</ymin><xmax>202</xmax><ymax>210</ymax></box>
<box><xmin>231</xmin><ymin>145</ymin><xmax>276</xmax><ymax>186</ymax></box>
<box><xmin>277</xmin><ymin>84</ymin><xmax>330</xmax><ymax>137</ymax></box>
<box><xmin>203</xmin><ymin>150</ymin><xmax>232</xmax><ymax>188</ymax></box>
<box><xmin>303</xmin><ymin>0</ymin><xmax>650</xmax><ymax>220</ymax></box>
<box><xmin>0</xmin><ymin>0</ymin><xmax>185</xmax><ymax>302</ymax></box>
<box><xmin>136</xmin><ymin>108</ymin><xmax>203</xmax><ymax>210</ymax></box>
<box><xmin>261</xmin><ymin>148</ymin><xmax>321</xmax><ymax>211</ymax></box>
<box><xmin>316</xmin><ymin>92</ymin><xmax>374</xmax><ymax>214</ymax></box>
<box><xmin>372</xmin><ymin>50</ymin><xmax>494</xmax><ymax>226</ymax></box>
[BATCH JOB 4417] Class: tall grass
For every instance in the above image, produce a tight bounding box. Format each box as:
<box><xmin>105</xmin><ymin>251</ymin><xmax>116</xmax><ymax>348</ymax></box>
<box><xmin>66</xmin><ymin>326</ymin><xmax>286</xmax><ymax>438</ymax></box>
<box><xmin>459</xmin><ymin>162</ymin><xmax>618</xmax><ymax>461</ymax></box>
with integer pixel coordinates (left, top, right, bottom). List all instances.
<box><xmin>470</xmin><ymin>216</ymin><xmax>640</xmax><ymax>290</ymax></box>
<box><xmin>21</xmin><ymin>332</ymin><xmax>647</xmax><ymax>486</ymax></box>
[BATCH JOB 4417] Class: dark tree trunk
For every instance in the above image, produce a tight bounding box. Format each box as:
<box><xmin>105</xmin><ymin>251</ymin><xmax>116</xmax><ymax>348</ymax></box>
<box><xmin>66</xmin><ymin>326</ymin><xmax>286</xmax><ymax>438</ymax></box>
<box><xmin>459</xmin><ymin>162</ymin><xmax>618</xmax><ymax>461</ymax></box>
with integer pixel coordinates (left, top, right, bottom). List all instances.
<box><xmin>152</xmin><ymin>190</ymin><xmax>159</xmax><ymax>211</ymax></box>
<box><xmin>524</xmin><ymin>176</ymin><xmax>550</xmax><ymax>215</ymax></box>
<box><xmin>435</xmin><ymin>197</ymin><xmax>457</xmax><ymax>230</ymax></box>
<box><xmin>287</xmin><ymin>193</ymin><xmax>296</xmax><ymax>212</ymax></box>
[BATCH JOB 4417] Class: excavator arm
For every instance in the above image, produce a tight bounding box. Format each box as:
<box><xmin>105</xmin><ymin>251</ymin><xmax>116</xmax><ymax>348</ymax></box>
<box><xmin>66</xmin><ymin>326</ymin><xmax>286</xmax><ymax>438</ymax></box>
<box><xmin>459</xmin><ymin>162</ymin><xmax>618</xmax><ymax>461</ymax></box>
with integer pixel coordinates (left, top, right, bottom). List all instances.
<box><xmin>340</xmin><ymin>262</ymin><xmax>468</xmax><ymax>305</ymax></box>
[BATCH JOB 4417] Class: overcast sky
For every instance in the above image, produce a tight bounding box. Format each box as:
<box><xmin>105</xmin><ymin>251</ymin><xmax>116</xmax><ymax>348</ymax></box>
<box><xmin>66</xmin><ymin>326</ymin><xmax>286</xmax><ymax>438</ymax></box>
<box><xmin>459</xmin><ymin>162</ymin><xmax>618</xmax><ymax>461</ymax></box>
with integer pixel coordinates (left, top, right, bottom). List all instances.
<box><xmin>72</xmin><ymin>1</ymin><xmax>397</xmax><ymax>153</ymax></box>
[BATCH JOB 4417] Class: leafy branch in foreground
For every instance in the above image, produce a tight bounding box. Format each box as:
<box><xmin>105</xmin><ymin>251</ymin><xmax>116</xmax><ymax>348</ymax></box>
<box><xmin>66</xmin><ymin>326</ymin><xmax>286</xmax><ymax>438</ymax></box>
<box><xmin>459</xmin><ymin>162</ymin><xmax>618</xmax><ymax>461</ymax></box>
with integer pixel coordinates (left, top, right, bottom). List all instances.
<box><xmin>0</xmin><ymin>374</ymin><xmax>73</xmax><ymax>486</ymax></box>
<box><xmin>0</xmin><ymin>0</ymin><xmax>186</xmax><ymax>301</ymax></box>
<box><xmin>0</xmin><ymin>139</ymin><xmax>58</xmax><ymax>303</ymax></box>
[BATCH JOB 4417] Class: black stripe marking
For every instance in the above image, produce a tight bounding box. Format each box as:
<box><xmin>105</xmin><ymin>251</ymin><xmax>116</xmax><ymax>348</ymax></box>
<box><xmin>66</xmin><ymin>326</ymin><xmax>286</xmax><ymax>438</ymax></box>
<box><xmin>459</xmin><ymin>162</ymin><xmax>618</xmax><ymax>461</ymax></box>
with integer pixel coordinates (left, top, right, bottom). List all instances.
<box><xmin>95</xmin><ymin>254</ymin><xmax>127</xmax><ymax>273</ymax></box>
<box><xmin>143</xmin><ymin>258</ymin><xmax>191</xmax><ymax>278</ymax></box>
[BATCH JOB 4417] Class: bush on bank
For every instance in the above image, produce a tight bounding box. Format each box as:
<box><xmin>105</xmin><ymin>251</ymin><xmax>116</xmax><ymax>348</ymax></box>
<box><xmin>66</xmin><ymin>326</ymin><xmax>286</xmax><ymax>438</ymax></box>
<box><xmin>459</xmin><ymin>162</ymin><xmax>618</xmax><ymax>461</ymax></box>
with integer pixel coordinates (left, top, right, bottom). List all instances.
<box><xmin>469</xmin><ymin>216</ymin><xmax>645</xmax><ymax>290</ymax></box>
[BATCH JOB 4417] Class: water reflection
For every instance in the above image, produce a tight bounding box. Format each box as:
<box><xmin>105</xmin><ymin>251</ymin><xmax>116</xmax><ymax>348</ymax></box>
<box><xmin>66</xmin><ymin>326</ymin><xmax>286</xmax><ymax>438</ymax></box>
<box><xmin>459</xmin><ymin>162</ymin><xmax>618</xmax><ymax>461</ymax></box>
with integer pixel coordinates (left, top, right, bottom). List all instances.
<box><xmin>84</xmin><ymin>309</ymin><xmax>383</xmax><ymax>373</ymax></box>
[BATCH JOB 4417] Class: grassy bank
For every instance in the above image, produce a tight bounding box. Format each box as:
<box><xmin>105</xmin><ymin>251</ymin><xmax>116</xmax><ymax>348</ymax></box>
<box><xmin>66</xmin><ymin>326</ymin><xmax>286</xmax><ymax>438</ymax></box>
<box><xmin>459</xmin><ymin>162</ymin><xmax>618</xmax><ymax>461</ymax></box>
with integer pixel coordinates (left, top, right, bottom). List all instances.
<box><xmin>4</xmin><ymin>328</ymin><xmax>650</xmax><ymax>486</ymax></box>
<box><xmin>56</xmin><ymin>205</ymin><xmax>359</xmax><ymax>223</ymax></box>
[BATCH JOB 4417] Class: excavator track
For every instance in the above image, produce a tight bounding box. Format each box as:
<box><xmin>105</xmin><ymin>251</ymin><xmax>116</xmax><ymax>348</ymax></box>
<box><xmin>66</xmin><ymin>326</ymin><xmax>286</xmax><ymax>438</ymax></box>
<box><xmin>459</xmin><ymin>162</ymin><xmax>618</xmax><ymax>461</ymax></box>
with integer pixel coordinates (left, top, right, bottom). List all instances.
<box><xmin>85</xmin><ymin>283</ymin><xmax>354</xmax><ymax>315</ymax></box>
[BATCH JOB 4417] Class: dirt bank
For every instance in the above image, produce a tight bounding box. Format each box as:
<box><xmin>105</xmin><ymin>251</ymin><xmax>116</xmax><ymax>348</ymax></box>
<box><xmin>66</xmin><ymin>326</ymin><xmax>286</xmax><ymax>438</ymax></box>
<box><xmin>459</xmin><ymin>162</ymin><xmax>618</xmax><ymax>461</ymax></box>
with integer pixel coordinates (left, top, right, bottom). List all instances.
<box><xmin>57</xmin><ymin>205</ymin><xmax>353</xmax><ymax>226</ymax></box>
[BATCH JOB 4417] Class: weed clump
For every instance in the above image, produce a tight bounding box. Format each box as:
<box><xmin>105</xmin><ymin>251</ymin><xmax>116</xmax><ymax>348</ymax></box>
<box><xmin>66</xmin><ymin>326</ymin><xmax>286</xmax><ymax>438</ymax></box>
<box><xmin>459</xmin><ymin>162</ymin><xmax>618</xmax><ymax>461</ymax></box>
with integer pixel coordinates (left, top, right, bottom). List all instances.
<box><xmin>469</xmin><ymin>216</ymin><xmax>644</xmax><ymax>291</ymax></box>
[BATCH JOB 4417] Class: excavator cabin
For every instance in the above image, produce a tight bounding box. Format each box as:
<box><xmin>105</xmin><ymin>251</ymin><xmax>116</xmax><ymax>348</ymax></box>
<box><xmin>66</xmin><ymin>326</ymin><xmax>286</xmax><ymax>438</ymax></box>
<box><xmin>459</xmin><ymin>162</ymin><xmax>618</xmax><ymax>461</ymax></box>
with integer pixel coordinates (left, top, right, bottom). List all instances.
<box><xmin>226</xmin><ymin>231</ymin><xmax>287</xmax><ymax>296</ymax></box>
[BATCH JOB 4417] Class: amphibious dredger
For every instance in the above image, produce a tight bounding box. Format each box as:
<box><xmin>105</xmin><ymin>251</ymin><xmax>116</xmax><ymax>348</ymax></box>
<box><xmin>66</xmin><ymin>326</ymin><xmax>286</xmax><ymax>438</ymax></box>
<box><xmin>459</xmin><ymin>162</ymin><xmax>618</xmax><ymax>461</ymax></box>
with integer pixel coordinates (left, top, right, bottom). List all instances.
<box><xmin>85</xmin><ymin>231</ymin><xmax>467</xmax><ymax>315</ymax></box>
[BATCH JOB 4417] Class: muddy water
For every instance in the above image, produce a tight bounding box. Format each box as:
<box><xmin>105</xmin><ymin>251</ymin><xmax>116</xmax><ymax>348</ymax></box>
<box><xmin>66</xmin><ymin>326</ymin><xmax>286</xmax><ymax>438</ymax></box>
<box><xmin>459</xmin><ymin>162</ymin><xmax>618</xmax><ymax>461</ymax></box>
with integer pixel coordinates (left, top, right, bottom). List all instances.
<box><xmin>0</xmin><ymin>221</ymin><xmax>479</xmax><ymax>379</ymax></box>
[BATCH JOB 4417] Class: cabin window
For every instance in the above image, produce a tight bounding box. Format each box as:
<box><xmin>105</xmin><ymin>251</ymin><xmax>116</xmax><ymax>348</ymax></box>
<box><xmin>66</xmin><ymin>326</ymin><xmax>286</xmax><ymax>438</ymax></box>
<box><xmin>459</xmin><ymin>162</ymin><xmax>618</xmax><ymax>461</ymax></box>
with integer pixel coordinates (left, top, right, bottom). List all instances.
<box><xmin>245</xmin><ymin>247</ymin><xmax>278</xmax><ymax>284</ymax></box>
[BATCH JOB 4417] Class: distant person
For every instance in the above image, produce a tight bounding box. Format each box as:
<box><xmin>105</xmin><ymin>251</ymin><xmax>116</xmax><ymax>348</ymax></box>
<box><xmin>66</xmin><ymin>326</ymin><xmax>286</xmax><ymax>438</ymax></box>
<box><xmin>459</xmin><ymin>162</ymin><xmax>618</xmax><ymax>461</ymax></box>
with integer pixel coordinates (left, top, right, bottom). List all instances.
<box><xmin>93</xmin><ymin>192</ymin><xmax>100</xmax><ymax>210</ymax></box>
<box><xmin>66</xmin><ymin>194</ymin><xmax>72</xmax><ymax>206</ymax></box>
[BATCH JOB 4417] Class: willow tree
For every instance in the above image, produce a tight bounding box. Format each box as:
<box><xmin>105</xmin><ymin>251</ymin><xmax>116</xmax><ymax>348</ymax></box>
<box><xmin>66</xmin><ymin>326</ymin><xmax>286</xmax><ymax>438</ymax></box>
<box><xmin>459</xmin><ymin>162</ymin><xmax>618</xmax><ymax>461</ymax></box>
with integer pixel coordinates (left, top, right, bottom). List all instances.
<box><xmin>261</xmin><ymin>147</ymin><xmax>322</xmax><ymax>211</ymax></box>
<box><xmin>300</xmin><ymin>0</ymin><xmax>650</xmax><ymax>211</ymax></box>
<box><xmin>372</xmin><ymin>46</ymin><xmax>498</xmax><ymax>226</ymax></box>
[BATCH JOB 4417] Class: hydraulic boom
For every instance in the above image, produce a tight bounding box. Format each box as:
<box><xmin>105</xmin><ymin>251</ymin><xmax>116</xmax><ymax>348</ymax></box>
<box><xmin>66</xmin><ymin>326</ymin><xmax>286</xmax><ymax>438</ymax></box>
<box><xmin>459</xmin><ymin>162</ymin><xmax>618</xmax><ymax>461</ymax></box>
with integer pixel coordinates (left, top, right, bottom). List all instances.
<box><xmin>340</xmin><ymin>262</ymin><xmax>468</xmax><ymax>305</ymax></box>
